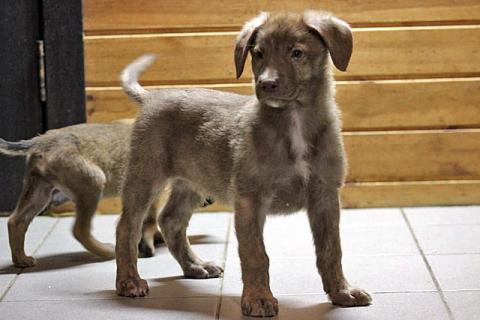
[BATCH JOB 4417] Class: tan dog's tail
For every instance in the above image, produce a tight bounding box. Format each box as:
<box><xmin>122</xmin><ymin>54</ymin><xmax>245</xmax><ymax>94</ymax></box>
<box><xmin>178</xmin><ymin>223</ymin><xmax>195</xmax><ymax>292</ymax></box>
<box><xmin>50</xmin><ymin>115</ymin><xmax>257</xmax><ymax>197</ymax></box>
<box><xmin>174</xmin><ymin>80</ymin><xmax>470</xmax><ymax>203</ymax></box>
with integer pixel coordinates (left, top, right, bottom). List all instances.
<box><xmin>121</xmin><ymin>54</ymin><xmax>156</xmax><ymax>104</ymax></box>
<box><xmin>0</xmin><ymin>138</ymin><xmax>33</xmax><ymax>157</ymax></box>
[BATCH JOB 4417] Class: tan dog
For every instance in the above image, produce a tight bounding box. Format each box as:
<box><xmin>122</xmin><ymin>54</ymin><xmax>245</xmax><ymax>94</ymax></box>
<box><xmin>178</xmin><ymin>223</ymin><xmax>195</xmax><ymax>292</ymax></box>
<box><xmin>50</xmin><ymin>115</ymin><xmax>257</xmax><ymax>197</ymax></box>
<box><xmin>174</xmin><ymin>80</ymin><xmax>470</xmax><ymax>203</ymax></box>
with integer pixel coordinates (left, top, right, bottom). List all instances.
<box><xmin>115</xmin><ymin>11</ymin><xmax>371</xmax><ymax>317</ymax></box>
<box><xmin>1</xmin><ymin>122</ymin><xmax>170</xmax><ymax>268</ymax></box>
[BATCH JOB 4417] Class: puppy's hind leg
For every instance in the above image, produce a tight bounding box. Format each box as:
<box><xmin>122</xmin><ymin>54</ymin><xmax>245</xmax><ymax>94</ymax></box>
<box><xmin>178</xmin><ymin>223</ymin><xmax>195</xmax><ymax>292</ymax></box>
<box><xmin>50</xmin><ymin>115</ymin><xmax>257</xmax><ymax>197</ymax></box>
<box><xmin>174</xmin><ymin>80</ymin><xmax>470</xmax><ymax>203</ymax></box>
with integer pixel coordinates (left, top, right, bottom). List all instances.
<box><xmin>159</xmin><ymin>180</ymin><xmax>223</xmax><ymax>279</ymax></box>
<box><xmin>138</xmin><ymin>197</ymin><xmax>164</xmax><ymax>258</ymax></box>
<box><xmin>8</xmin><ymin>171</ymin><xmax>55</xmax><ymax>268</ymax></box>
<box><xmin>59</xmin><ymin>159</ymin><xmax>115</xmax><ymax>259</ymax></box>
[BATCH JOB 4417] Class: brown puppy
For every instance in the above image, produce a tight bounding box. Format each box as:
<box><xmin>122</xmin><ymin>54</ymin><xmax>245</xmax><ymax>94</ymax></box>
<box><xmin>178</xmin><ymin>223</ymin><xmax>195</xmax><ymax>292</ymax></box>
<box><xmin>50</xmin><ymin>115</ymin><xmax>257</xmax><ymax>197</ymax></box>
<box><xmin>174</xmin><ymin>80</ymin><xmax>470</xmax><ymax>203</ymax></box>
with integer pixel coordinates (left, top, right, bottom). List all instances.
<box><xmin>115</xmin><ymin>11</ymin><xmax>371</xmax><ymax>317</ymax></box>
<box><xmin>0</xmin><ymin>122</ymin><xmax>168</xmax><ymax>268</ymax></box>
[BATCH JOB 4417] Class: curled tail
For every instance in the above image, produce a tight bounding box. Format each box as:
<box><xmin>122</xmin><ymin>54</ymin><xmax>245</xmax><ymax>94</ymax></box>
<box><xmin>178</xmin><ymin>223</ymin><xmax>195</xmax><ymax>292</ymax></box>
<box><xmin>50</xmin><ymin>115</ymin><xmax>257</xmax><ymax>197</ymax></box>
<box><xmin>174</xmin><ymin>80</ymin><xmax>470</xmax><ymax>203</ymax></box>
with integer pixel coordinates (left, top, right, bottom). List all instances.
<box><xmin>120</xmin><ymin>54</ymin><xmax>157</xmax><ymax>104</ymax></box>
<box><xmin>0</xmin><ymin>138</ymin><xmax>33</xmax><ymax>156</ymax></box>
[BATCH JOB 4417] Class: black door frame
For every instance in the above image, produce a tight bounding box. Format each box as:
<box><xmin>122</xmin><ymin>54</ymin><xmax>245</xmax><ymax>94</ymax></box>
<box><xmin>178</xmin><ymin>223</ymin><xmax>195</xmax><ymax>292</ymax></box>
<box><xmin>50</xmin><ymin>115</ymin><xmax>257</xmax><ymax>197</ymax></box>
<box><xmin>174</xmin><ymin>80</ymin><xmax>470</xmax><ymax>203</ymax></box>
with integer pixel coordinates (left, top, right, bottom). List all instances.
<box><xmin>0</xmin><ymin>0</ymin><xmax>86</xmax><ymax>212</ymax></box>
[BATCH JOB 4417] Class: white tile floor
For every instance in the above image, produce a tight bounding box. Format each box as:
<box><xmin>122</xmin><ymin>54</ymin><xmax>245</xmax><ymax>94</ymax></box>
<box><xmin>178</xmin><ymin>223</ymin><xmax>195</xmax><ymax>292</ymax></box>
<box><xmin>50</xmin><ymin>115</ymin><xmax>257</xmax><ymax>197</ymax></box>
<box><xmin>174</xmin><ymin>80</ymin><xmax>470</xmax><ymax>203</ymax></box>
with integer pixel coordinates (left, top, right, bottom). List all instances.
<box><xmin>0</xmin><ymin>206</ymin><xmax>478</xmax><ymax>319</ymax></box>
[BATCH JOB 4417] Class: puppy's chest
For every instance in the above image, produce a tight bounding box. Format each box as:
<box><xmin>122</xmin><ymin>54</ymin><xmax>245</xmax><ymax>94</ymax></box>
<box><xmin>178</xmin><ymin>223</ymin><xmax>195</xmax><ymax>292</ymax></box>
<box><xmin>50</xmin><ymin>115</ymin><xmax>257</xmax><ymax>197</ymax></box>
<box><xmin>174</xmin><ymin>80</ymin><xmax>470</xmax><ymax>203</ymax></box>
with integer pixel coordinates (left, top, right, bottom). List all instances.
<box><xmin>257</xmin><ymin>109</ymin><xmax>310</xmax><ymax>182</ymax></box>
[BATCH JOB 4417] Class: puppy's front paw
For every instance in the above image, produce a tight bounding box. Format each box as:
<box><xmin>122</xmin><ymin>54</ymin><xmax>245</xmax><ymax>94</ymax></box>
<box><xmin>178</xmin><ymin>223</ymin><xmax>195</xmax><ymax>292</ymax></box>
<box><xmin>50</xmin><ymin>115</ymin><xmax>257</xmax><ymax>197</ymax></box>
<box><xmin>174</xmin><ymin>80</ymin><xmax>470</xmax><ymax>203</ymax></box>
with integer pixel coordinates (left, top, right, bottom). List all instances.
<box><xmin>13</xmin><ymin>255</ymin><xmax>36</xmax><ymax>268</ymax></box>
<box><xmin>184</xmin><ymin>261</ymin><xmax>223</xmax><ymax>279</ymax></box>
<box><xmin>116</xmin><ymin>278</ymin><xmax>149</xmax><ymax>297</ymax></box>
<box><xmin>241</xmin><ymin>292</ymin><xmax>279</xmax><ymax>317</ymax></box>
<box><xmin>329</xmin><ymin>287</ymin><xmax>372</xmax><ymax>307</ymax></box>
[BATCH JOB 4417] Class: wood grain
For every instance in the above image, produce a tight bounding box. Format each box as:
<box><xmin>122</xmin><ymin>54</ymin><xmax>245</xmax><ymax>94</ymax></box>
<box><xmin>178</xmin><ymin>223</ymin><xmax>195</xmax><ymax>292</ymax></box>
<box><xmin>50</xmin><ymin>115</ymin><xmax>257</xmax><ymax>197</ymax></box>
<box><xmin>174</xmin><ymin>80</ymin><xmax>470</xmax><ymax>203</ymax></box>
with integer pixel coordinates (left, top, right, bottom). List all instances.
<box><xmin>84</xmin><ymin>26</ymin><xmax>480</xmax><ymax>86</ymax></box>
<box><xmin>83</xmin><ymin>0</ymin><xmax>480</xmax><ymax>34</ymax></box>
<box><xmin>342</xmin><ymin>180</ymin><xmax>480</xmax><ymax>208</ymax></box>
<box><xmin>344</xmin><ymin>129</ymin><xmax>480</xmax><ymax>182</ymax></box>
<box><xmin>86</xmin><ymin>78</ymin><xmax>480</xmax><ymax>130</ymax></box>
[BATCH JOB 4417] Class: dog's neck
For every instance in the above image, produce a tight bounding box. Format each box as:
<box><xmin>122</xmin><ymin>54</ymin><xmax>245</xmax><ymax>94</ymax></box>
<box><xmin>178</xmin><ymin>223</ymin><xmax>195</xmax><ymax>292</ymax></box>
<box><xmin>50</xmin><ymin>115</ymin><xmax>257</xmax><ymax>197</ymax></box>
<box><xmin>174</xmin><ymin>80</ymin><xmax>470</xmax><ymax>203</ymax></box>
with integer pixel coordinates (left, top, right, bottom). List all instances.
<box><xmin>253</xmin><ymin>69</ymin><xmax>336</xmax><ymax>180</ymax></box>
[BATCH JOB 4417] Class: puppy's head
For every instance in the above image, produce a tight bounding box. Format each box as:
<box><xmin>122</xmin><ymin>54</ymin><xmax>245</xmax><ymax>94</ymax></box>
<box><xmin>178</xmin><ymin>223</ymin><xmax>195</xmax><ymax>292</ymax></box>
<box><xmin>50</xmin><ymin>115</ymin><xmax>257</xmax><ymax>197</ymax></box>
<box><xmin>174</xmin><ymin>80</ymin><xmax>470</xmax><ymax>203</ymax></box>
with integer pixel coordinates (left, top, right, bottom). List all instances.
<box><xmin>234</xmin><ymin>11</ymin><xmax>352</xmax><ymax>108</ymax></box>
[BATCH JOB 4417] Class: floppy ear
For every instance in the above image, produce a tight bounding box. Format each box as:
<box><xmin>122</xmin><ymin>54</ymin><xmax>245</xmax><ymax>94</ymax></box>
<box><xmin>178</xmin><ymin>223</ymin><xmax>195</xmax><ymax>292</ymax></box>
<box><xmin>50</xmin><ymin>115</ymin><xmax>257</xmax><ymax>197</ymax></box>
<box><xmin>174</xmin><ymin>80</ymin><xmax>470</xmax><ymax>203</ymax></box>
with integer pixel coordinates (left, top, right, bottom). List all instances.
<box><xmin>303</xmin><ymin>11</ymin><xmax>353</xmax><ymax>72</ymax></box>
<box><xmin>234</xmin><ymin>12</ymin><xmax>269</xmax><ymax>79</ymax></box>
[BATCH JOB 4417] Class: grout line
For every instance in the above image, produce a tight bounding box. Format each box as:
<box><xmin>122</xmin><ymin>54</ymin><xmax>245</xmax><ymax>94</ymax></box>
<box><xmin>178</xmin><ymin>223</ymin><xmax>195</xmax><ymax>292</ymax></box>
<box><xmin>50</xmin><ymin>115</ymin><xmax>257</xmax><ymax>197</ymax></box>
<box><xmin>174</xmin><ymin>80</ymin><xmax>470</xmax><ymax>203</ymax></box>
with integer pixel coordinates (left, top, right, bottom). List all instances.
<box><xmin>4</xmin><ymin>289</ymin><xmax>468</xmax><ymax>304</ymax></box>
<box><xmin>215</xmin><ymin>213</ymin><xmax>232</xmax><ymax>319</ymax></box>
<box><xmin>0</xmin><ymin>277</ymin><xmax>20</xmax><ymax>303</ymax></box>
<box><xmin>401</xmin><ymin>208</ymin><xmax>456</xmax><ymax>320</ymax></box>
<box><xmin>0</xmin><ymin>218</ymin><xmax>60</xmax><ymax>302</ymax></box>
<box><xmin>442</xmin><ymin>289</ymin><xmax>480</xmax><ymax>293</ymax></box>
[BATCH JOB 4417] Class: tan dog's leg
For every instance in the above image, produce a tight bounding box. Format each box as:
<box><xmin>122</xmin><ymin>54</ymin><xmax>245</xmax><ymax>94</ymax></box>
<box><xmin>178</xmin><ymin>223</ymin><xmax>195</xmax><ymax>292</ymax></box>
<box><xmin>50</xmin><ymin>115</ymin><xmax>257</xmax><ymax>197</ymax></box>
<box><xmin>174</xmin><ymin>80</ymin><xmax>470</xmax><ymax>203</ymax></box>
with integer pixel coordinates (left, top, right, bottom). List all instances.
<box><xmin>8</xmin><ymin>173</ymin><xmax>54</xmax><ymax>267</ymax></box>
<box><xmin>235</xmin><ymin>197</ymin><xmax>278</xmax><ymax>317</ymax></box>
<box><xmin>158</xmin><ymin>180</ymin><xmax>223</xmax><ymax>278</ymax></box>
<box><xmin>57</xmin><ymin>158</ymin><xmax>115</xmax><ymax>259</ymax></box>
<box><xmin>307</xmin><ymin>184</ymin><xmax>372</xmax><ymax>306</ymax></box>
<box><xmin>138</xmin><ymin>198</ymin><xmax>163</xmax><ymax>258</ymax></box>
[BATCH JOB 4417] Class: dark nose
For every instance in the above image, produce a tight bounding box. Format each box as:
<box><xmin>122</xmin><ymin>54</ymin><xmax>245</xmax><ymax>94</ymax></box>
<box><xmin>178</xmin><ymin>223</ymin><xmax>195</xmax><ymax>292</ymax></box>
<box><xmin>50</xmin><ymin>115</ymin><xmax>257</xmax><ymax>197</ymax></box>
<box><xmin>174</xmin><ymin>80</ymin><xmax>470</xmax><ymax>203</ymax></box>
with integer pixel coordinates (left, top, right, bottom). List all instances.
<box><xmin>259</xmin><ymin>79</ymin><xmax>278</xmax><ymax>93</ymax></box>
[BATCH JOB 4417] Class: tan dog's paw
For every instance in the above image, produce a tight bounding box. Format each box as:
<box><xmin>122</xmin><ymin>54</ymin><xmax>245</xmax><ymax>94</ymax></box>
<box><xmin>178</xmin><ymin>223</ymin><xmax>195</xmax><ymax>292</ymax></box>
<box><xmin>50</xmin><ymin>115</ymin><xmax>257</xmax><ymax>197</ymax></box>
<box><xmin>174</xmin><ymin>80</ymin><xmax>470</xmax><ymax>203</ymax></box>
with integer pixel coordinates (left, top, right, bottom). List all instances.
<box><xmin>116</xmin><ymin>278</ymin><xmax>149</xmax><ymax>297</ymax></box>
<box><xmin>153</xmin><ymin>230</ymin><xmax>164</xmax><ymax>246</ymax></box>
<box><xmin>138</xmin><ymin>239</ymin><xmax>155</xmax><ymax>258</ymax></box>
<box><xmin>330</xmin><ymin>287</ymin><xmax>372</xmax><ymax>307</ymax></box>
<box><xmin>241</xmin><ymin>292</ymin><xmax>279</xmax><ymax>317</ymax></box>
<box><xmin>13</xmin><ymin>255</ymin><xmax>35</xmax><ymax>268</ymax></box>
<box><xmin>184</xmin><ymin>261</ymin><xmax>223</xmax><ymax>279</ymax></box>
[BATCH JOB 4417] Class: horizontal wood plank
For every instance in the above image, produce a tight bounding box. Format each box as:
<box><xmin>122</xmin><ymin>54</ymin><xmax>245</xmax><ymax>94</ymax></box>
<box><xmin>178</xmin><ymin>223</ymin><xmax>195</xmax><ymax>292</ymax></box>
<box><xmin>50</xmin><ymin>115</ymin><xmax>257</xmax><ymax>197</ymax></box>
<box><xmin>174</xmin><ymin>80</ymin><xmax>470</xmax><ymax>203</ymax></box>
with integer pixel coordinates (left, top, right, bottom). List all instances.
<box><xmin>84</xmin><ymin>26</ymin><xmax>480</xmax><ymax>86</ymax></box>
<box><xmin>344</xmin><ymin>129</ymin><xmax>480</xmax><ymax>182</ymax></box>
<box><xmin>50</xmin><ymin>180</ymin><xmax>480</xmax><ymax>213</ymax></box>
<box><xmin>83</xmin><ymin>0</ymin><xmax>480</xmax><ymax>34</ymax></box>
<box><xmin>86</xmin><ymin>78</ymin><xmax>480</xmax><ymax>130</ymax></box>
<box><xmin>342</xmin><ymin>180</ymin><xmax>480</xmax><ymax>208</ymax></box>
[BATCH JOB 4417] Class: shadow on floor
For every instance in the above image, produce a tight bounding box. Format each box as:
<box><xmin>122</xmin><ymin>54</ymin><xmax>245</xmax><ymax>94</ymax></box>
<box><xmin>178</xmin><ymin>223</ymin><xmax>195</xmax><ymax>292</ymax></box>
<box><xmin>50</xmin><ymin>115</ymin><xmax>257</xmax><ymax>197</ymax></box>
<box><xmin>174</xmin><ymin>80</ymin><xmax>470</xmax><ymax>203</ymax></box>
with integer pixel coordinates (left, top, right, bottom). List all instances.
<box><xmin>0</xmin><ymin>234</ymin><xmax>224</xmax><ymax>275</ymax></box>
<box><xmin>97</xmin><ymin>275</ymin><xmax>340</xmax><ymax>320</ymax></box>
<box><xmin>0</xmin><ymin>251</ymin><xmax>110</xmax><ymax>275</ymax></box>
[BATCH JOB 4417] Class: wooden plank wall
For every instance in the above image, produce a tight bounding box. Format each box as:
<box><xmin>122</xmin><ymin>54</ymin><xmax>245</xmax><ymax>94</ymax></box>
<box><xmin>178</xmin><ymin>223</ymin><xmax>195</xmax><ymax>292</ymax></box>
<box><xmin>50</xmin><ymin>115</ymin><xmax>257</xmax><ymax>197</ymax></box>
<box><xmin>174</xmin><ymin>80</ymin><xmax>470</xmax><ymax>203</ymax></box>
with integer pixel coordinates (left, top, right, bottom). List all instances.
<box><xmin>82</xmin><ymin>0</ymin><xmax>480</xmax><ymax>209</ymax></box>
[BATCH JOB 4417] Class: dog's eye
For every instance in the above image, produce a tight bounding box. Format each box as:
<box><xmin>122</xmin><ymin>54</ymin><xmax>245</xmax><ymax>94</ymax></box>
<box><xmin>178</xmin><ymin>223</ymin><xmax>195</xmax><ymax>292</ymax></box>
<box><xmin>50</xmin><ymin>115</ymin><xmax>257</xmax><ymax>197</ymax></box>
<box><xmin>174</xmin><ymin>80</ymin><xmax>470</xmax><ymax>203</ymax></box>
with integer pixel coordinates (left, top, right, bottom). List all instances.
<box><xmin>291</xmin><ymin>49</ymin><xmax>304</xmax><ymax>59</ymax></box>
<box><xmin>253</xmin><ymin>50</ymin><xmax>264</xmax><ymax>60</ymax></box>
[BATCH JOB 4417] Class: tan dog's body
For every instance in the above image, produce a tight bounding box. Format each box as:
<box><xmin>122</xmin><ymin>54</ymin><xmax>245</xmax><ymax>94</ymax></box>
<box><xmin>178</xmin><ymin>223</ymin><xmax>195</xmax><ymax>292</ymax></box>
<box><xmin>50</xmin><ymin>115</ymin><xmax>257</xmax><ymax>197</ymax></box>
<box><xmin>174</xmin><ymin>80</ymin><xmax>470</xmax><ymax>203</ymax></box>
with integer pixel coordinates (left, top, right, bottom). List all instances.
<box><xmin>1</xmin><ymin>122</ymin><xmax>166</xmax><ymax>267</ymax></box>
<box><xmin>116</xmin><ymin>11</ymin><xmax>371</xmax><ymax>317</ymax></box>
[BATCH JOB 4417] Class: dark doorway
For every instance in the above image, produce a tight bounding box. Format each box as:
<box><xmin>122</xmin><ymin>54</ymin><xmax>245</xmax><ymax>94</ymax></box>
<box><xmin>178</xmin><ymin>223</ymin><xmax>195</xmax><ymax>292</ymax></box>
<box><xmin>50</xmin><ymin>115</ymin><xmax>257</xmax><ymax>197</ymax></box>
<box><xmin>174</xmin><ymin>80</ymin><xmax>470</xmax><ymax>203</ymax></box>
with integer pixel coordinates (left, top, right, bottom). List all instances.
<box><xmin>0</xmin><ymin>1</ymin><xmax>86</xmax><ymax>212</ymax></box>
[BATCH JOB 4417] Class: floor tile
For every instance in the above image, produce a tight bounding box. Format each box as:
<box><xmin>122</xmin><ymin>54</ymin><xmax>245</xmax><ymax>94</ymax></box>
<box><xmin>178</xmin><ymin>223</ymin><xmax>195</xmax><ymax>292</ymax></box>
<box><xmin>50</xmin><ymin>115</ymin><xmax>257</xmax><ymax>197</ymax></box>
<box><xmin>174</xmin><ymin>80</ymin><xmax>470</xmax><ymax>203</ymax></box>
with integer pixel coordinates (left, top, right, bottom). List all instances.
<box><xmin>412</xmin><ymin>224</ymin><xmax>480</xmax><ymax>254</ymax></box>
<box><xmin>0</xmin><ymin>217</ymin><xmax>58</xmax><ymax>298</ymax></box>
<box><xmin>227</xmin><ymin>226</ymin><xmax>418</xmax><ymax>259</ymax></box>
<box><xmin>228</xmin><ymin>209</ymin><xmax>417</xmax><ymax>259</ymax></box>
<box><xmin>3</xmin><ymin>254</ymin><xmax>224</xmax><ymax>301</ymax></box>
<box><xmin>189</xmin><ymin>212</ymin><xmax>232</xmax><ymax>232</ymax></box>
<box><xmin>444</xmin><ymin>291</ymin><xmax>480</xmax><ymax>320</ymax></box>
<box><xmin>34</xmin><ymin>216</ymin><xmax>228</xmax><ymax>259</ymax></box>
<box><xmin>219</xmin><ymin>292</ymin><xmax>449</xmax><ymax>320</ymax></box>
<box><xmin>257</xmin><ymin>208</ymin><xmax>405</xmax><ymax>230</ymax></box>
<box><xmin>3</xmin><ymin>214</ymin><xmax>229</xmax><ymax>302</ymax></box>
<box><xmin>222</xmin><ymin>255</ymin><xmax>435</xmax><ymax>296</ymax></box>
<box><xmin>0</xmin><ymin>217</ymin><xmax>58</xmax><ymax>261</ymax></box>
<box><xmin>2</xmin><ymin>207</ymin><xmax>475</xmax><ymax>319</ymax></box>
<box><xmin>340</xmin><ymin>225</ymin><xmax>418</xmax><ymax>256</ymax></box>
<box><xmin>404</xmin><ymin>206</ymin><xmax>480</xmax><ymax>225</ymax></box>
<box><xmin>341</xmin><ymin>208</ymin><xmax>406</xmax><ymax>227</ymax></box>
<box><xmin>0</xmin><ymin>297</ymin><xmax>217</xmax><ymax>320</ymax></box>
<box><xmin>427</xmin><ymin>254</ymin><xmax>480</xmax><ymax>290</ymax></box>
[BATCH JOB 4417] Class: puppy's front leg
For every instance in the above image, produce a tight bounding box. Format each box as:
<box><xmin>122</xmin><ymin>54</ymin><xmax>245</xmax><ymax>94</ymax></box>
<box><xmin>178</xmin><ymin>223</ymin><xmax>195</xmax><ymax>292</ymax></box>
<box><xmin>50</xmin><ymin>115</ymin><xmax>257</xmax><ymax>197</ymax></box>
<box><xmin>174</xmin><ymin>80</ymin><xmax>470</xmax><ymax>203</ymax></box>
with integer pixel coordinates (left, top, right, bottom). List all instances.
<box><xmin>116</xmin><ymin>177</ymin><xmax>160</xmax><ymax>297</ymax></box>
<box><xmin>307</xmin><ymin>182</ymin><xmax>372</xmax><ymax>306</ymax></box>
<box><xmin>235</xmin><ymin>197</ymin><xmax>278</xmax><ymax>317</ymax></box>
